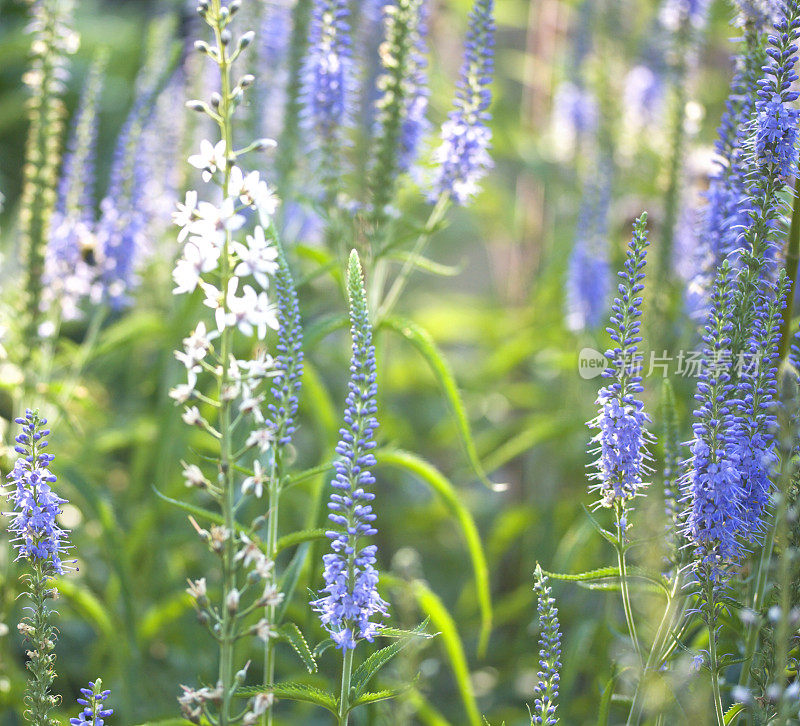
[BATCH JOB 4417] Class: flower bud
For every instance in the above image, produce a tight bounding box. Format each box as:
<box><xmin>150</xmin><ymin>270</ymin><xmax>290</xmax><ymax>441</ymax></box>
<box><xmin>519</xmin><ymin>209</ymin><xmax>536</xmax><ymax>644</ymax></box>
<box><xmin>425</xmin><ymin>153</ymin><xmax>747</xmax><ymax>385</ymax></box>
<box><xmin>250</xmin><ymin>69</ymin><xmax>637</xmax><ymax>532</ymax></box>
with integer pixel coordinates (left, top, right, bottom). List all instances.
<box><xmin>226</xmin><ymin>588</ymin><xmax>240</xmax><ymax>613</ymax></box>
<box><xmin>239</xmin><ymin>31</ymin><xmax>255</xmax><ymax>50</ymax></box>
<box><xmin>220</xmin><ymin>29</ymin><xmax>232</xmax><ymax>46</ymax></box>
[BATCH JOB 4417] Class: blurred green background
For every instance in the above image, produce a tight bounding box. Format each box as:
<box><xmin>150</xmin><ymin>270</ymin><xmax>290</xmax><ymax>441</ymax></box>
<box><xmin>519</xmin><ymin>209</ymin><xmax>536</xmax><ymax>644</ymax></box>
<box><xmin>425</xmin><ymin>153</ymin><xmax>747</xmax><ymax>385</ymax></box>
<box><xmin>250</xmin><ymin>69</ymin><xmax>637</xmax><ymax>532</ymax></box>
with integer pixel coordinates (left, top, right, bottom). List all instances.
<box><xmin>0</xmin><ymin>0</ymin><xmax>744</xmax><ymax>724</ymax></box>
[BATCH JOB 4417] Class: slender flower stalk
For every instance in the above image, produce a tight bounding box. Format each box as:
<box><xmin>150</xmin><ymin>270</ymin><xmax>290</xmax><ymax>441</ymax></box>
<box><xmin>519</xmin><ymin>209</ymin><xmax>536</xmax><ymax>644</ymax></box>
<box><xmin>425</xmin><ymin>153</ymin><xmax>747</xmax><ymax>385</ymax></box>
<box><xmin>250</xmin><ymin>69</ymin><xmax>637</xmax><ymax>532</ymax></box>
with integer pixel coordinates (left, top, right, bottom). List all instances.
<box><xmin>302</xmin><ymin>0</ymin><xmax>353</xmax><ymax>203</ymax></box>
<box><xmin>19</xmin><ymin>0</ymin><xmax>77</xmax><ymax>358</ymax></box>
<box><xmin>733</xmin><ymin>1</ymin><xmax>800</xmax><ymax>349</ymax></box>
<box><xmin>368</xmin><ymin>0</ymin><xmax>428</xmax><ymax>228</ymax></box>
<box><xmin>587</xmin><ymin>213</ymin><xmax>652</xmax><ymax>665</ymax></box>
<box><xmin>46</xmin><ymin>51</ymin><xmax>105</xmax><ymax>320</ymax></box>
<box><xmin>531</xmin><ymin>566</ymin><xmax>561</xmax><ymax>726</ymax></box>
<box><xmin>564</xmin><ymin>168</ymin><xmax>611</xmax><ymax>332</ymax></box>
<box><xmin>430</xmin><ymin>0</ymin><xmax>495</xmax><ymax>206</ymax></box>
<box><xmin>312</xmin><ymin>250</ymin><xmax>389</xmax><ymax>725</ymax></box>
<box><xmin>262</xmin><ymin>241</ymin><xmax>304</xmax><ymax>723</ymax></box>
<box><xmin>173</xmin><ymin>3</ymin><xmax>283</xmax><ymax>724</ymax></box>
<box><xmin>70</xmin><ymin>680</ymin><xmax>113</xmax><ymax>726</ymax></box>
<box><xmin>5</xmin><ymin>409</ymin><xmax>72</xmax><ymax>726</ymax></box>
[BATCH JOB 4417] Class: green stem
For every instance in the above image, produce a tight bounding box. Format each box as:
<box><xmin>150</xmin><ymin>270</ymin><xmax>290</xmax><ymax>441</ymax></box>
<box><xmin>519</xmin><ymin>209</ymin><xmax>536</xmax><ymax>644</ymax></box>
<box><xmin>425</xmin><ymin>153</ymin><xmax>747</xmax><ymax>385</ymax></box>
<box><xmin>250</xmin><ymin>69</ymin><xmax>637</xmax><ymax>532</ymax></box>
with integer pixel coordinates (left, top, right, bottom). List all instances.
<box><xmin>212</xmin><ymin>4</ymin><xmax>236</xmax><ymax>723</ymax></box>
<box><xmin>777</xmin><ymin>175</ymin><xmax>800</xmax><ymax>363</ymax></box>
<box><xmin>338</xmin><ymin>647</ymin><xmax>355</xmax><ymax>726</ymax></box>
<box><xmin>376</xmin><ymin>194</ymin><xmax>450</xmax><ymax>322</ymax></box>
<box><xmin>626</xmin><ymin>573</ymin><xmax>683</xmax><ymax>726</ymax></box>
<box><xmin>615</xmin><ymin>506</ymin><xmax>643</xmax><ymax>666</ymax></box>
<box><xmin>738</xmin><ymin>512</ymin><xmax>778</xmax><ymax>693</ymax></box>
<box><xmin>262</xmin><ymin>453</ymin><xmax>281</xmax><ymax>726</ymax></box>
<box><xmin>708</xmin><ymin>621</ymin><xmax>725</xmax><ymax>726</ymax></box>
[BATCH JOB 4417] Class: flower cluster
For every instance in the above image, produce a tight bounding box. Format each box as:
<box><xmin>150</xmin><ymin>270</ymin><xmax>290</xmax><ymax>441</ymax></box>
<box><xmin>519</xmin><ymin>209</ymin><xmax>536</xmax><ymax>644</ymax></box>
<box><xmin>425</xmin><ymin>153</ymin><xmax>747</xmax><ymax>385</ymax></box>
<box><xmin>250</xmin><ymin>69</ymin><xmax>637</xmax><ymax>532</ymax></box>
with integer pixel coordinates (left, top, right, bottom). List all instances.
<box><xmin>267</xmin><ymin>246</ymin><xmax>304</xmax><ymax>448</ymax></box>
<box><xmin>5</xmin><ymin>409</ymin><xmax>71</xmax><ymax>576</ymax></box>
<box><xmin>430</xmin><ymin>0</ymin><xmax>495</xmax><ymax>205</ymax></box>
<box><xmin>587</xmin><ymin>214</ymin><xmax>652</xmax><ymax>507</ymax></box>
<box><xmin>681</xmin><ymin>264</ymin><xmax>745</xmax><ymax>586</ymax></box>
<box><xmin>735</xmin><ymin>276</ymin><xmax>787</xmax><ymax>543</ymax></box>
<box><xmin>531</xmin><ymin>566</ymin><xmax>561</xmax><ymax>726</ymax></box>
<box><xmin>71</xmin><ymin>681</ymin><xmax>113</xmax><ymax>726</ymax></box>
<box><xmin>565</xmin><ymin>170</ymin><xmax>611</xmax><ymax>332</ymax></box>
<box><xmin>302</xmin><ymin>0</ymin><xmax>353</xmax><ymax>147</ymax></box>
<box><xmin>753</xmin><ymin>8</ymin><xmax>800</xmax><ymax>177</ymax></box>
<box><xmin>659</xmin><ymin>0</ymin><xmax>711</xmax><ymax>32</ymax></box>
<box><xmin>312</xmin><ymin>250</ymin><xmax>389</xmax><ymax>650</ymax></box>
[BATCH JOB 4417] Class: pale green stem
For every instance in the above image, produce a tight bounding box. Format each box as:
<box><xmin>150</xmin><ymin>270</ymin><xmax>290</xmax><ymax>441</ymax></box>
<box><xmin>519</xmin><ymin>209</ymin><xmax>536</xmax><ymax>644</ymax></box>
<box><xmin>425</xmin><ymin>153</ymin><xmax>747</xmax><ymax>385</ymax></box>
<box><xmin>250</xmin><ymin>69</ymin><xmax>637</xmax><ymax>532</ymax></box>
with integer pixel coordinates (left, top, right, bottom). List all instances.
<box><xmin>626</xmin><ymin>573</ymin><xmax>683</xmax><ymax>725</ymax></box>
<box><xmin>738</xmin><ymin>513</ymin><xmax>778</xmax><ymax>695</ymax></box>
<box><xmin>708</xmin><ymin>621</ymin><xmax>725</xmax><ymax>726</ymax></box>
<box><xmin>338</xmin><ymin>647</ymin><xmax>355</xmax><ymax>726</ymax></box>
<box><xmin>263</xmin><ymin>452</ymin><xmax>280</xmax><ymax>726</ymax></box>
<box><xmin>615</xmin><ymin>505</ymin><xmax>643</xmax><ymax>666</ymax></box>
<box><xmin>376</xmin><ymin>194</ymin><xmax>450</xmax><ymax>322</ymax></box>
<box><xmin>212</xmin><ymin>4</ymin><xmax>237</xmax><ymax>723</ymax></box>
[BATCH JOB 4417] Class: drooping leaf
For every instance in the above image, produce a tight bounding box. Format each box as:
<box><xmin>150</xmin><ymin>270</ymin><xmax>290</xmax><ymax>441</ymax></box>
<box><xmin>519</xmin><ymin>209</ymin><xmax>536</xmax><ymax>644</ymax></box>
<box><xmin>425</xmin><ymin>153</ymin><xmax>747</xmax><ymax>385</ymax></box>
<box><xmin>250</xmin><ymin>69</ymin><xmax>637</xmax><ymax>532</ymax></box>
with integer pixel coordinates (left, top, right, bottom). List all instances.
<box><xmin>381</xmin><ymin>316</ymin><xmax>506</xmax><ymax>492</ymax></box>
<box><xmin>382</xmin><ymin>574</ymin><xmax>482</xmax><ymax>726</ymax></box>
<box><xmin>349</xmin><ymin>685</ymin><xmax>410</xmax><ymax>710</ymax></box>
<box><xmin>350</xmin><ymin>621</ymin><xmax>431</xmax><ymax>699</ymax></box>
<box><xmin>279</xmin><ymin>622</ymin><xmax>318</xmax><ymax>673</ymax></box>
<box><xmin>276</xmin><ymin>528</ymin><xmax>328</xmax><ymax>554</ymax></box>
<box><xmin>724</xmin><ymin>703</ymin><xmax>746</xmax><ymax>725</ymax></box>
<box><xmin>237</xmin><ymin>682</ymin><xmax>337</xmax><ymax>714</ymax></box>
<box><xmin>377</xmin><ymin>448</ymin><xmax>492</xmax><ymax>656</ymax></box>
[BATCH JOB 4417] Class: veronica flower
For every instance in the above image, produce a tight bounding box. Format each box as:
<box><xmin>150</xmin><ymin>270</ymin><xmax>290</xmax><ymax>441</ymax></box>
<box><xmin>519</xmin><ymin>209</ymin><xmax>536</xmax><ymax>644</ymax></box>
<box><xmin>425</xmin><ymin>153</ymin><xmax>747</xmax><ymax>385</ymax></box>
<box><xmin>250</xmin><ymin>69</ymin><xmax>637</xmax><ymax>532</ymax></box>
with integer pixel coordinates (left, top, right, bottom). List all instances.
<box><xmin>6</xmin><ymin>409</ymin><xmax>71</xmax><ymax>575</ymax></box>
<box><xmin>659</xmin><ymin>0</ymin><xmax>711</xmax><ymax>32</ymax></box>
<box><xmin>95</xmin><ymin>92</ymin><xmax>152</xmax><ymax>309</ymax></box>
<box><xmin>689</xmin><ymin>23</ymin><xmax>765</xmax><ymax>314</ymax></box>
<box><xmin>531</xmin><ymin>566</ymin><xmax>561</xmax><ymax>726</ymax></box>
<box><xmin>71</xmin><ymin>681</ymin><xmax>113</xmax><ymax>726</ymax></box>
<box><xmin>46</xmin><ymin>54</ymin><xmax>104</xmax><ymax>319</ymax></box>
<box><xmin>565</xmin><ymin>172</ymin><xmax>611</xmax><ymax>332</ymax></box>
<box><xmin>587</xmin><ymin>214</ymin><xmax>652</xmax><ymax>508</ymax></box>
<box><xmin>267</xmin><ymin>245</ymin><xmax>304</xmax><ymax>448</ymax></box>
<box><xmin>550</xmin><ymin>80</ymin><xmax>597</xmax><ymax>155</ymax></box>
<box><xmin>312</xmin><ymin>250</ymin><xmax>389</xmax><ymax>650</ymax></box>
<box><xmin>302</xmin><ymin>0</ymin><xmax>353</xmax><ymax>147</ymax></box>
<box><xmin>734</xmin><ymin>275</ymin><xmax>787</xmax><ymax>542</ymax></box>
<box><xmin>369</xmin><ymin>0</ymin><xmax>430</xmax><ymax>221</ymax></box>
<box><xmin>430</xmin><ymin>0</ymin><xmax>495</xmax><ymax>205</ymax></box>
<box><xmin>680</xmin><ymin>263</ymin><xmax>745</xmax><ymax>588</ymax></box>
<box><xmin>5</xmin><ymin>409</ymin><xmax>72</xmax><ymax>725</ymax></box>
<box><xmin>258</xmin><ymin>0</ymin><xmax>293</xmax><ymax>140</ymax></box>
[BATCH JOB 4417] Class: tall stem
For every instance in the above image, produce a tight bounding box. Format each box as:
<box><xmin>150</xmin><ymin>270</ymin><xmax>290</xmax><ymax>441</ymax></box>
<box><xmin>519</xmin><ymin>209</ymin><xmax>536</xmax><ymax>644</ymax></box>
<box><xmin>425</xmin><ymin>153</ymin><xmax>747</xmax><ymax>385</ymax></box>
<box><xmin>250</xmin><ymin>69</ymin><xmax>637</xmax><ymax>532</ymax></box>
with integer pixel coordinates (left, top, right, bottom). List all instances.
<box><xmin>338</xmin><ymin>647</ymin><xmax>354</xmax><ymax>726</ymax></box>
<box><xmin>615</xmin><ymin>506</ymin><xmax>642</xmax><ymax>666</ymax></box>
<box><xmin>263</xmin><ymin>453</ymin><xmax>280</xmax><ymax>726</ymax></box>
<box><xmin>212</xmin><ymin>3</ymin><xmax>236</xmax><ymax>722</ymax></box>
<box><xmin>376</xmin><ymin>194</ymin><xmax>450</xmax><ymax>322</ymax></box>
<box><xmin>708</xmin><ymin>621</ymin><xmax>725</xmax><ymax>726</ymax></box>
<box><xmin>778</xmin><ymin>175</ymin><xmax>800</xmax><ymax>362</ymax></box>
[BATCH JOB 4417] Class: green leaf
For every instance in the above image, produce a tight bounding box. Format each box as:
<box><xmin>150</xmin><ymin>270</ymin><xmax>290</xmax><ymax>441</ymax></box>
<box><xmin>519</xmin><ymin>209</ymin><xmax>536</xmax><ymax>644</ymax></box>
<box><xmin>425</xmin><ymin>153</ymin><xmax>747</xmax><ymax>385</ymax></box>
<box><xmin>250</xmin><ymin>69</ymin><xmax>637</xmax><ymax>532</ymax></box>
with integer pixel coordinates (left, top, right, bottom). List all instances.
<box><xmin>278</xmin><ymin>622</ymin><xmax>318</xmax><ymax>673</ymax></box>
<box><xmin>284</xmin><ymin>462</ymin><xmax>333</xmax><ymax>490</ymax></box>
<box><xmin>152</xmin><ymin>486</ymin><xmax>225</xmax><ymax>530</ymax></box>
<box><xmin>386</xmin><ymin>250</ymin><xmax>463</xmax><ymax>277</ymax></box>
<box><xmin>277</xmin><ymin>542</ymin><xmax>311</xmax><ymax>624</ymax></box>
<box><xmin>382</xmin><ymin>575</ymin><xmax>482</xmax><ymax>726</ymax></box>
<box><xmin>596</xmin><ymin>671</ymin><xmax>620</xmax><ymax>726</ymax></box>
<box><xmin>381</xmin><ymin>316</ymin><xmax>507</xmax><ymax>492</ymax></box>
<box><xmin>377</xmin><ymin>448</ymin><xmax>493</xmax><ymax>656</ymax></box>
<box><xmin>276</xmin><ymin>528</ymin><xmax>328</xmax><ymax>554</ymax></box>
<box><xmin>237</xmin><ymin>682</ymin><xmax>337</xmax><ymax>714</ymax></box>
<box><xmin>300</xmin><ymin>359</ymin><xmax>339</xmax><ymax>447</ymax></box>
<box><xmin>405</xmin><ymin>688</ymin><xmax>450</xmax><ymax>726</ymax></box>
<box><xmin>54</xmin><ymin>577</ymin><xmax>115</xmax><ymax>640</ymax></box>
<box><xmin>351</xmin><ymin>621</ymin><xmax>431</xmax><ymax>699</ymax></box>
<box><xmin>313</xmin><ymin>638</ymin><xmax>336</xmax><ymax>659</ymax></box>
<box><xmin>724</xmin><ymin>703</ymin><xmax>746</xmax><ymax>725</ymax></box>
<box><xmin>350</xmin><ymin>685</ymin><xmax>409</xmax><ymax>709</ymax></box>
<box><xmin>580</xmin><ymin>504</ymin><xmax>617</xmax><ymax>546</ymax></box>
<box><xmin>543</xmin><ymin>566</ymin><xmax>669</xmax><ymax>596</ymax></box>
<box><xmin>138</xmin><ymin>592</ymin><xmax>193</xmax><ymax>642</ymax></box>
<box><xmin>303</xmin><ymin>312</ymin><xmax>349</xmax><ymax>350</ymax></box>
